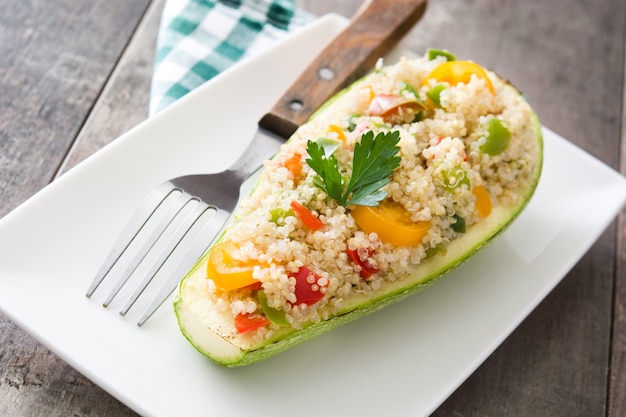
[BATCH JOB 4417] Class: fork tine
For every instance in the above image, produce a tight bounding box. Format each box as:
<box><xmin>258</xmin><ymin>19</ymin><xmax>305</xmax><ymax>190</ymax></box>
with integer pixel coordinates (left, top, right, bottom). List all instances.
<box><xmin>102</xmin><ymin>190</ymin><xmax>188</xmax><ymax>307</ymax></box>
<box><xmin>86</xmin><ymin>185</ymin><xmax>180</xmax><ymax>298</ymax></box>
<box><xmin>119</xmin><ymin>199</ymin><xmax>217</xmax><ymax>317</ymax></box>
<box><xmin>136</xmin><ymin>208</ymin><xmax>232</xmax><ymax>326</ymax></box>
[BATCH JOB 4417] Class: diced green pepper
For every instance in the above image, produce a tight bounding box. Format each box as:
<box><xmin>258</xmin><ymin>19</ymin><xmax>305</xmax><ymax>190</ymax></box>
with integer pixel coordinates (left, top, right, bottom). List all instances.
<box><xmin>480</xmin><ymin>118</ymin><xmax>511</xmax><ymax>155</ymax></box>
<box><xmin>399</xmin><ymin>82</ymin><xmax>429</xmax><ymax>111</ymax></box>
<box><xmin>258</xmin><ymin>291</ymin><xmax>289</xmax><ymax>326</ymax></box>
<box><xmin>425</xmin><ymin>242</ymin><xmax>447</xmax><ymax>258</ymax></box>
<box><xmin>399</xmin><ymin>81</ymin><xmax>418</xmax><ymax>97</ymax></box>
<box><xmin>427</xmin><ymin>48</ymin><xmax>456</xmax><ymax>61</ymax></box>
<box><xmin>269</xmin><ymin>208</ymin><xmax>293</xmax><ymax>225</ymax></box>
<box><xmin>442</xmin><ymin>166</ymin><xmax>470</xmax><ymax>191</ymax></box>
<box><xmin>451</xmin><ymin>214</ymin><xmax>466</xmax><ymax>233</ymax></box>
<box><xmin>426</xmin><ymin>84</ymin><xmax>446</xmax><ymax>108</ymax></box>
<box><xmin>346</xmin><ymin>114</ymin><xmax>359</xmax><ymax>132</ymax></box>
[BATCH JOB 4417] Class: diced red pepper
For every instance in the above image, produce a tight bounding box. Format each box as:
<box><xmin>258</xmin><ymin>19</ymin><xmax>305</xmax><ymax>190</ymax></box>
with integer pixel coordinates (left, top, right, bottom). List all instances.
<box><xmin>289</xmin><ymin>266</ymin><xmax>327</xmax><ymax>306</ymax></box>
<box><xmin>346</xmin><ymin>247</ymin><xmax>380</xmax><ymax>279</ymax></box>
<box><xmin>234</xmin><ymin>313</ymin><xmax>270</xmax><ymax>334</ymax></box>
<box><xmin>290</xmin><ymin>200</ymin><xmax>324</xmax><ymax>231</ymax></box>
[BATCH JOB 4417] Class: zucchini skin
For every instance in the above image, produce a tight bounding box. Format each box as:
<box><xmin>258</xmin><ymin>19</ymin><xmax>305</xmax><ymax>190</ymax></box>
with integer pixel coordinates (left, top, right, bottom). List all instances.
<box><xmin>174</xmin><ymin>71</ymin><xmax>544</xmax><ymax>368</ymax></box>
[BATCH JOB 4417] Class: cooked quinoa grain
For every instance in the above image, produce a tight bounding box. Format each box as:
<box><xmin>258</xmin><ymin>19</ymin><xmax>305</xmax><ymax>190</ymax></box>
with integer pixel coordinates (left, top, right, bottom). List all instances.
<box><xmin>193</xmin><ymin>53</ymin><xmax>540</xmax><ymax>349</ymax></box>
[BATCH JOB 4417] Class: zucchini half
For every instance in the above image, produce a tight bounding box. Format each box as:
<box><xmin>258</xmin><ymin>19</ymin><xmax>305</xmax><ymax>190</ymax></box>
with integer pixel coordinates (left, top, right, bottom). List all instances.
<box><xmin>174</xmin><ymin>53</ymin><xmax>543</xmax><ymax>367</ymax></box>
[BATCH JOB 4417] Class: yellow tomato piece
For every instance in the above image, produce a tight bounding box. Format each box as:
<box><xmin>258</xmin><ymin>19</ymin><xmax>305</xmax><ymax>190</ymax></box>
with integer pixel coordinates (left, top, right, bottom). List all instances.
<box><xmin>328</xmin><ymin>124</ymin><xmax>347</xmax><ymax>143</ymax></box>
<box><xmin>351</xmin><ymin>201</ymin><xmax>431</xmax><ymax>247</ymax></box>
<box><xmin>473</xmin><ymin>185</ymin><xmax>492</xmax><ymax>218</ymax></box>
<box><xmin>207</xmin><ymin>241</ymin><xmax>261</xmax><ymax>291</ymax></box>
<box><xmin>424</xmin><ymin>61</ymin><xmax>494</xmax><ymax>94</ymax></box>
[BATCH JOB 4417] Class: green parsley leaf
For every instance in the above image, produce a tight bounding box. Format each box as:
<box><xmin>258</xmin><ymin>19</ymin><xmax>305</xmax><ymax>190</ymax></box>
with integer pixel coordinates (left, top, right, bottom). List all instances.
<box><xmin>305</xmin><ymin>130</ymin><xmax>401</xmax><ymax>207</ymax></box>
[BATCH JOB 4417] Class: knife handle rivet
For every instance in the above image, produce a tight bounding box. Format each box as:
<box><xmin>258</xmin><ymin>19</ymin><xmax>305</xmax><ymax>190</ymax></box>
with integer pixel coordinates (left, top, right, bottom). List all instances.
<box><xmin>318</xmin><ymin>67</ymin><xmax>335</xmax><ymax>81</ymax></box>
<box><xmin>289</xmin><ymin>99</ymin><xmax>304</xmax><ymax>111</ymax></box>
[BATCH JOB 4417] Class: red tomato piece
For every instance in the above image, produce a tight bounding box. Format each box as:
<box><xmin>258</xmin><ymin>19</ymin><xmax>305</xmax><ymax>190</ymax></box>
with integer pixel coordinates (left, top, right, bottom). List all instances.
<box><xmin>346</xmin><ymin>247</ymin><xmax>380</xmax><ymax>279</ymax></box>
<box><xmin>289</xmin><ymin>266</ymin><xmax>327</xmax><ymax>306</ymax></box>
<box><xmin>234</xmin><ymin>313</ymin><xmax>270</xmax><ymax>334</ymax></box>
<box><xmin>290</xmin><ymin>200</ymin><xmax>324</xmax><ymax>231</ymax></box>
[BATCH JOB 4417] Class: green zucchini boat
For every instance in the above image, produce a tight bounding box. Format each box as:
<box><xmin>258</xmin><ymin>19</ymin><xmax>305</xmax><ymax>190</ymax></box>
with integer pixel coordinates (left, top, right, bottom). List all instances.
<box><xmin>174</xmin><ymin>50</ymin><xmax>543</xmax><ymax>367</ymax></box>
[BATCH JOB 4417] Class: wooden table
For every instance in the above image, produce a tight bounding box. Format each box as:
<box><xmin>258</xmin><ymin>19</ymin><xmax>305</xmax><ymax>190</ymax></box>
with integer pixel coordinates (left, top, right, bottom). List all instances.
<box><xmin>0</xmin><ymin>0</ymin><xmax>624</xmax><ymax>415</ymax></box>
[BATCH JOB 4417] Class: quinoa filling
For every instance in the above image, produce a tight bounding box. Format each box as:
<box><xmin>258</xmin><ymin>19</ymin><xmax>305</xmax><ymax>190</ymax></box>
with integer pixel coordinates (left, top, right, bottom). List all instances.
<box><xmin>187</xmin><ymin>51</ymin><xmax>540</xmax><ymax>349</ymax></box>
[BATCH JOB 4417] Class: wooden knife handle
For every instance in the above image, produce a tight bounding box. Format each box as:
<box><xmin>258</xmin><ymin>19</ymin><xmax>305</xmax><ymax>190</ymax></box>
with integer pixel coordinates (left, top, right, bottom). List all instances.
<box><xmin>259</xmin><ymin>0</ymin><xmax>427</xmax><ymax>139</ymax></box>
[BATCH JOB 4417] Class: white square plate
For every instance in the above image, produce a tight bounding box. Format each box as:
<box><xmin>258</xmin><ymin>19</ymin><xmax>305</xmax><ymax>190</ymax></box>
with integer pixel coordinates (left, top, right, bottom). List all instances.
<box><xmin>0</xmin><ymin>14</ymin><xmax>625</xmax><ymax>417</ymax></box>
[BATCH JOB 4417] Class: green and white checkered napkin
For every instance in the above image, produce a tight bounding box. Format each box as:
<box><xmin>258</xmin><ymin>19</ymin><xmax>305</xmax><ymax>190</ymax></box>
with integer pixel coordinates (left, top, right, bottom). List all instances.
<box><xmin>149</xmin><ymin>0</ymin><xmax>314</xmax><ymax>115</ymax></box>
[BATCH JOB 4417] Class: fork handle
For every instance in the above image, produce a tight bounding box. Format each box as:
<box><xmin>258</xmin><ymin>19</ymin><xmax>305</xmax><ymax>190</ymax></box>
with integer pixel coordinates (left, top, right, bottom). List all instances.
<box><xmin>258</xmin><ymin>0</ymin><xmax>427</xmax><ymax>139</ymax></box>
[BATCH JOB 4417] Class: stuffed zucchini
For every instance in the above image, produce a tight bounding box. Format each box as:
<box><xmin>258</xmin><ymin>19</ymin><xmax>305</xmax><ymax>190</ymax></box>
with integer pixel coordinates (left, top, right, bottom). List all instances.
<box><xmin>174</xmin><ymin>49</ymin><xmax>543</xmax><ymax>367</ymax></box>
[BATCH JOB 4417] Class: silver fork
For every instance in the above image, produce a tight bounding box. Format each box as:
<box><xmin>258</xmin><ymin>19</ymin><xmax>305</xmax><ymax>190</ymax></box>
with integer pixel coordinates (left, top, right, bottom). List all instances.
<box><xmin>85</xmin><ymin>131</ymin><xmax>282</xmax><ymax>325</ymax></box>
<box><xmin>85</xmin><ymin>0</ymin><xmax>428</xmax><ymax>325</ymax></box>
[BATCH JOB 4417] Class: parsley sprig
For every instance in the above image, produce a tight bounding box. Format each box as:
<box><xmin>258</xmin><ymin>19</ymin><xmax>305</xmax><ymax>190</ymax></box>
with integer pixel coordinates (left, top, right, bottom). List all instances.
<box><xmin>305</xmin><ymin>130</ymin><xmax>401</xmax><ymax>206</ymax></box>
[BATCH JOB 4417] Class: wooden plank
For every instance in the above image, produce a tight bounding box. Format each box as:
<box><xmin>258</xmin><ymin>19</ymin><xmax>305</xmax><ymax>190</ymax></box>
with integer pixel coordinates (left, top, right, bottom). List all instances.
<box><xmin>609</xmin><ymin>22</ymin><xmax>626</xmax><ymax>416</ymax></box>
<box><xmin>612</xmin><ymin>216</ymin><xmax>626</xmax><ymax>416</ymax></box>
<box><xmin>57</xmin><ymin>0</ymin><xmax>163</xmax><ymax>174</ymax></box>
<box><xmin>0</xmin><ymin>0</ymin><xmax>151</xmax><ymax>217</ymax></box>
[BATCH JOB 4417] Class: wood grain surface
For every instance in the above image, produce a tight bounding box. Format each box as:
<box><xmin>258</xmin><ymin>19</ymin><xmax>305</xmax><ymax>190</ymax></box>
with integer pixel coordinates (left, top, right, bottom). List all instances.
<box><xmin>0</xmin><ymin>0</ymin><xmax>624</xmax><ymax>416</ymax></box>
